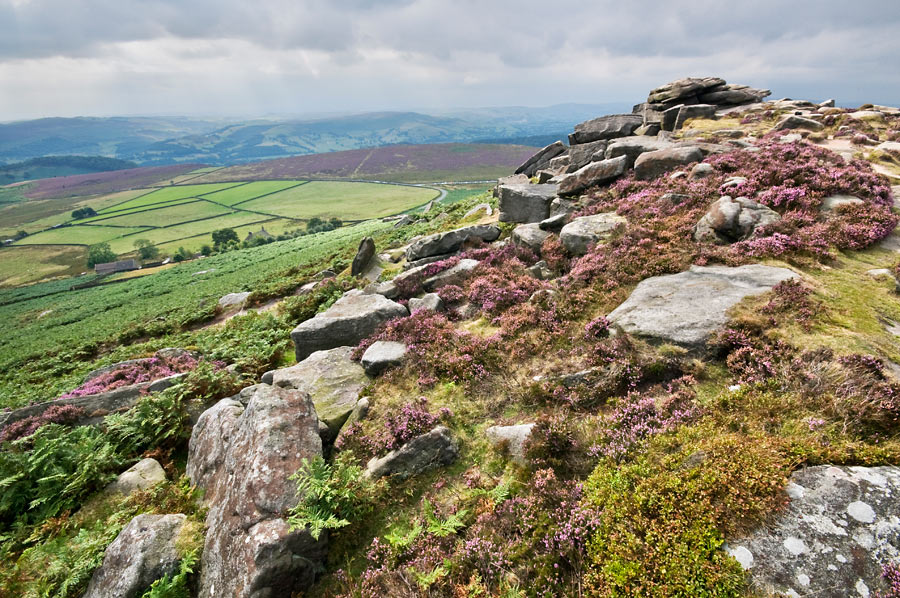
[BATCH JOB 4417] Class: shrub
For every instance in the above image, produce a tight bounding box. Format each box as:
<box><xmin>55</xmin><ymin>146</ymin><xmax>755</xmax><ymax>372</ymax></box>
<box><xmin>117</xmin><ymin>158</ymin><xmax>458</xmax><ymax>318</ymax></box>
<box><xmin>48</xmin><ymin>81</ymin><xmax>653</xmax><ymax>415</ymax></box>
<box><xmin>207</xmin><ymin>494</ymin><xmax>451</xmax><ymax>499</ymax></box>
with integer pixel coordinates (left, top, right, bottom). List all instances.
<box><xmin>288</xmin><ymin>453</ymin><xmax>379</xmax><ymax>541</ymax></box>
<box><xmin>59</xmin><ymin>353</ymin><xmax>200</xmax><ymax>399</ymax></box>
<box><xmin>0</xmin><ymin>404</ymin><xmax>85</xmax><ymax>443</ymax></box>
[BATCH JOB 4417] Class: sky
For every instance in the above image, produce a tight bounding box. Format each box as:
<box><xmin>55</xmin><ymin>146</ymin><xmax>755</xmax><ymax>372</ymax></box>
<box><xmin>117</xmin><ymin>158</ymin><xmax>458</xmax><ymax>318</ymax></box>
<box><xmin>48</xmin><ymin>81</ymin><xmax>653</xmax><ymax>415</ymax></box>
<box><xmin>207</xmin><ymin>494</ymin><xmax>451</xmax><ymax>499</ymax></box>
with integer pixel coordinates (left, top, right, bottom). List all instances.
<box><xmin>1</xmin><ymin>0</ymin><xmax>899</xmax><ymax>120</ymax></box>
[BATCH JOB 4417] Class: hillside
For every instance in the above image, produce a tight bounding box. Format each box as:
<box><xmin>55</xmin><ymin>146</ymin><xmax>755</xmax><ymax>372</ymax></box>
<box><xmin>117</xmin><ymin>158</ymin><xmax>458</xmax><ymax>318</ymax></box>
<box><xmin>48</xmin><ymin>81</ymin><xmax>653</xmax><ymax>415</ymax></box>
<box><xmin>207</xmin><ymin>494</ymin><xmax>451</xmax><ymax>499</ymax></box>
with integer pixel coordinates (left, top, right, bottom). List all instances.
<box><xmin>0</xmin><ymin>156</ymin><xmax>137</xmax><ymax>184</ymax></box>
<box><xmin>3</xmin><ymin>78</ymin><xmax>900</xmax><ymax>598</ymax></box>
<box><xmin>0</xmin><ymin>105</ymin><xmax>617</xmax><ymax>166</ymax></box>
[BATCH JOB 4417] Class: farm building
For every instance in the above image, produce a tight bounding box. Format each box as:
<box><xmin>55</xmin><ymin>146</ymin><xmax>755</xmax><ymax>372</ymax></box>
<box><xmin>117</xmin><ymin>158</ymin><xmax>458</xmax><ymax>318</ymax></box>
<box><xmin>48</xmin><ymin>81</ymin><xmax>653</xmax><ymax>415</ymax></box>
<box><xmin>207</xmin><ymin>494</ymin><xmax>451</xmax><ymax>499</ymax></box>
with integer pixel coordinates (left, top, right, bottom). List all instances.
<box><xmin>245</xmin><ymin>227</ymin><xmax>273</xmax><ymax>243</ymax></box>
<box><xmin>94</xmin><ymin>259</ymin><xmax>140</xmax><ymax>275</ymax></box>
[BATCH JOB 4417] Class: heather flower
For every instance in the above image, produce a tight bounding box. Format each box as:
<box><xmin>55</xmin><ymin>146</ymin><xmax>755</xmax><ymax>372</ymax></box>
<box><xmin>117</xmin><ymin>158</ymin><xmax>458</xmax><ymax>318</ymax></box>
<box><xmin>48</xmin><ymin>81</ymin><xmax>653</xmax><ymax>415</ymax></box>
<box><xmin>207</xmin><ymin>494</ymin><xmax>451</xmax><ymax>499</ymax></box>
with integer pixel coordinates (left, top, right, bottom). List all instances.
<box><xmin>59</xmin><ymin>353</ymin><xmax>200</xmax><ymax>399</ymax></box>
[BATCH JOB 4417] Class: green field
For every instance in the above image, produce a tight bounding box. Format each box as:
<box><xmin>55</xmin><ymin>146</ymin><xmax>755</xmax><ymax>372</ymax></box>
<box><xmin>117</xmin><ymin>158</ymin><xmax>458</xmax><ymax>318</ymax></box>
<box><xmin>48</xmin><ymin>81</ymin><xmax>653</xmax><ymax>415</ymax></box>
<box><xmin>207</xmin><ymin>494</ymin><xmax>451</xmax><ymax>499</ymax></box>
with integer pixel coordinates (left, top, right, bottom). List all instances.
<box><xmin>14</xmin><ymin>224</ymin><xmax>150</xmax><ymax>246</ymax></box>
<box><xmin>91</xmin><ymin>200</ymin><xmax>232</xmax><ymax>227</ymax></box>
<box><xmin>108</xmin><ymin>211</ymin><xmax>279</xmax><ymax>253</ymax></box>
<box><xmin>93</xmin><ymin>182</ymin><xmax>241</xmax><ymax>215</ymax></box>
<box><xmin>0</xmin><ymin>245</ymin><xmax>88</xmax><ymax>287</ymax></box>
<box><xmin>201</xmin><ymin>180</ymin><xmax>305</xmax><ymax>206</ymax></box>
<box><xmin>241</xmin><ymin>181</ymin><xmax>438</xmax><ymax>220</ymax></box>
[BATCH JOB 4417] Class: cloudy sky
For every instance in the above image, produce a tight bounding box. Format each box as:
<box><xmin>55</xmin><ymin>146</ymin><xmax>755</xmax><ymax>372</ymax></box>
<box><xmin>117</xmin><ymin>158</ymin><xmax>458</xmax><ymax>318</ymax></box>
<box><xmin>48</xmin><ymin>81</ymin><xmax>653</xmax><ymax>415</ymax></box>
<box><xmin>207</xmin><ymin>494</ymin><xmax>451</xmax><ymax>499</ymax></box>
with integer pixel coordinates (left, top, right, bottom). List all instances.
<box><xmin>1</xmin><ymin>0</ymin><xmax>898</xmax><ymax>120</ymax></box>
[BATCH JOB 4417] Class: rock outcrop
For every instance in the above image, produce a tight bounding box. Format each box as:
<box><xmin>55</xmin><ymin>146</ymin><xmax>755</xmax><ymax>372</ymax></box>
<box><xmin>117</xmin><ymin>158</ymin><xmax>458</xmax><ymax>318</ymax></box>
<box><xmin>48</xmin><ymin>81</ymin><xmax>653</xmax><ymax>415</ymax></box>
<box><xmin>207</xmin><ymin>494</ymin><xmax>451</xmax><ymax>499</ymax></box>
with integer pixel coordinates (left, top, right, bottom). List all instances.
<box><xmin>498</xmin><ymin>184</ymin><xmax>559</xmax><ymax>223</ymax></box>
<box><xmin>360</xmin><ymin>341</ymin><xmax>408</xmax><ymax>376</ymax></box>
<box><xmin>408</xmin><ymin>293</ymin><xmax>444</xmax><ymax>313</ymax></box>
<box><xmin>569</xmin><ymin>114</ymin><xmax>643</xmax><ymax>145</ymax></box>
<box><xmin>557</xmin><ymin>155</ymin><xmax>628</xmax><ymax>196</ymax></box>
<box><xmin>84</xmin><ymin>514</ymin><xmax>188</xmax><ymax>598</ymax></box>
<box><xmin>271</xmin><ymin>347</ymin><xmax>368</xmax><ymax>440</ymax></box>
<box><xmin>187</xmin><ymin>397</ymin><xmax>245</xmax><ymax>502</ymax></box>
<box><xmin>693</xmin><ymin>196</ymin><xmax>781</xmax><ymax>243</ymax></box>
<box><xmin>351</xmin><ymin>237</ymin><xmax>376</xmax><ymax>277</ymax></box>
<box><xmin>559</xmin><ymin>213</ymin><xmax>627</xmax><ymax>255</ymax></box>
<box><xmin>406</xmin><ymin>225</ymin><xmax>501</xmax><ymax>261</ymax></box>
<box><xmin>365</xmin><ymin>425</ymin><xmax>458</xmax><ymax>480</ymax></box>
<box><xmin>424</xmin><ymin>258</ymin><xmax>480</xmax><ymax>291</ymax></box>
<box><xmin>197</xmin><ymin>384</ymin><xmax>326</xmax><ymax>598</ymax></box>
<box><xmin>634</xmin><ymin>146</ymin><xmax>704</xmax><ymax>180</ymax></box>
<box><xmin>728</xmin><ymin>465</ymin><xmax>900</xmax><ymax>598</ymax></box>
<box><xmin>514</xmin><ymin>141</ymin><xmax>567</xmax><ymax>177</ymax></box>
<box><xmin>607</xmin><ymin>264</ymin><xmax>798</xmax><ymax>348</ymax></box>
<box><xmin>291</xmin><ymin>291</ymin><xmax>408</xmax><ymax>361</ymax></box>
<box><xmin>511</xmin><ymin>223</ymin><xmax>551</xmax><ymax>254</ymax></box>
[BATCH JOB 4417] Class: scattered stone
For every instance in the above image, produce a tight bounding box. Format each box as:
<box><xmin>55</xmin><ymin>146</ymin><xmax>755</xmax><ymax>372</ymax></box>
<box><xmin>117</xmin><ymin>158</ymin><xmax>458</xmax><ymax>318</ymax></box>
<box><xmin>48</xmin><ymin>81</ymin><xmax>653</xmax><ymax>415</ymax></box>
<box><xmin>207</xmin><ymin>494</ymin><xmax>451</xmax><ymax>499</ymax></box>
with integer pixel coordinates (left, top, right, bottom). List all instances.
<box><xmin>772</xmin><ymin>115</ymin><xmax>825</xmax><ymax>132</ymax></box>
<box><xmin>567</xmin><ymin>140</ymin><xmax>609</xmax><ymax>171</ymax></box>
<box><xmin>605</xmin><ymin>137</ymin><xmax>674</xmax><ymax>169</ymax></box>
<box><xmin>498</xmin><ymin>183</ymin><xmax>559</xmax><ymax>223</ymax></box>
<box><xmin>527</xmin><ymin>261</ymin><xmax>554</xmax><ymax>280</ymax></box>
<box><xmin>486</xmin><ymin>423</ymin><xmax>535</xmax><ymax>464</ymax></box>
<box><xmin>549</xmin><ymin>196</ymin><xmax>579</xmax><ymax>218</ymax></box>
<box><xmin>424</xmin><ymin>258</ymin><xmax>480</xmax><ymax>291</ymax></box>
<box><xmin>351</xmin><ymin>237</ymin><xmax>376</xmax><ymax>277</ymax></box>
<box><xmin>218</xmin><ymin>291</ymin><xmax>250</xmax><ymax>309</ymax></box>
<box><xmin>365</xmin><ymin>425</ymin><xmax>458</xmax><ymax>480</ymax></box>
<box><xmin>198</xmin><ymin>384</ymin><xmax>326</xmax><ymax>598</ymax></box>
<box><xmin>607</xmin><ymin>264</ymin><xmax>799</xmax><ymax>348</ymax></box>
<box><xmin>362</xmin><ymin>280</ymin><xmax>399</xmax><ymax>300</ymax></box>
<box><xmin>291</xmin><ymin>292</ymin><xmax>408</xmax><ymax>361</ymax></box>
<box><xmin>106</xmin><ymin>458</ymin><xmax>167</xmax><ymax>496</ymax></box>
<box><xmin>821</xmin><ymin>195</ymin><xmax>865</xmax><ymax>211</ymax></box>
<box><xmin>409</xmin><ymin>293</ymin><xmax>444</xmax><ymax>313</ymax></box>
<box><xmin>634</xmin><ymin>146</ymin><xmax>704</xmax><ymax>181</ymax></box>
<box><xmin>361</xmin><ymin>341</ymin><xmax>408</xmax><ymax>376</ymax></box>
<box><xmin>316</xmin><ymin>269</ymin><xmax>336</xmax><ymax>280</ymax></box>
<box><xmin>557</xmin><ymin>155</ymin><xmax>628</xmax><ymax>196</ymax></box>
<box><xmin>875</xmin><ymin>141</ymin><xmax>900</xmax><ymax>153</ymax></box>
<box><xmin>393</xmin><ymin>215</ymin><xmax>414</xmax><ymax>227</ymax></box>
<box><xmin>721</xmin><ymin>176</ymin><xmax>748</xmax><ymax>190</ymax></box>
<box><xmin>515</xmin><ymin>141</ymin><xmax>567</xmax><ymax>177</ymax></box>
<box><xmin>463</xmin><ymin>203</ymin><xmax>493</xmax><ymax>219</ymax></box>
<box><xmin>406</xmin><ymin>224</ymin><xmax>501</xmax><ymax>261</ymax></box>
<box><xmin>693</xmin><ymin>196</ymin><xmax>781</xmax><ymax>243</ymax></box>
<box><xmin>84</xmin><ymin>514</ymin><xmax>188</xmax><ymax>598</ymax></box>
<box><xmin>559</xmin><ymin>213</ymin><xmax>628</xmax><ymax>255</ymax></box>
<box><xmin>539</xmin><ymin>213</ymin><xmax>568</xmax><ymax>231</ymax></box>
<box><xmin>848</xmin><ymin>110</ymin><xmax>884</xmax><ymax>120</ymax></box>
<box><xmin>272</xmin><ymin>347</ymin><xmax>368</xmax><ymax>440</ymax></box>
<box><xmin>511</xmin><ymin>223</ymin><xmax>551</xmax><ymax>254</ymax></box>
<box><xmin>661</xmin><ymin>192</ymin><xmax>690</xmax><ymax>204</ymax></box>
<box><xmin>728</xmin><ymin>465</ymin><xmax>900</xmax><ymax>598</ymax></box>
<box><xmin>187</xmin><ymin>398</ymin><xmax>245</xmax><ymax>502</ymax></box>
<box><xmin>569</xmin><ymin>114</ymin><xmax>643</xmax><ymax>144</ymax></box>
<box><xmin>690</xmin><ymin>163</ymin><xmax>715</xmax><ymax>179</ymax></box>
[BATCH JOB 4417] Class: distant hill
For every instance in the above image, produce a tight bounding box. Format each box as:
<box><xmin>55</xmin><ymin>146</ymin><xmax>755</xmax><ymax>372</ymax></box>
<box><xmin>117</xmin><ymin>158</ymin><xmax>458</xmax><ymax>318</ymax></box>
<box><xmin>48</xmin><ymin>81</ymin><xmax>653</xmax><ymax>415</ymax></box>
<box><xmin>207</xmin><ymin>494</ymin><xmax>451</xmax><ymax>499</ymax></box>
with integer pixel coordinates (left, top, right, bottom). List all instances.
<box><xmin>183</xmin><ymin>143</ymin><xmax>538</xmax><ymax>184</ymax></box>
<box><xmin>0</xmin><ymin>156</ymin><xmax>137</xmax><ymax>184</ymax></box>
<box><xmin>0</xmin><ymin>104</ymin><xmax>625</xmax><ymax>166</ymax></box>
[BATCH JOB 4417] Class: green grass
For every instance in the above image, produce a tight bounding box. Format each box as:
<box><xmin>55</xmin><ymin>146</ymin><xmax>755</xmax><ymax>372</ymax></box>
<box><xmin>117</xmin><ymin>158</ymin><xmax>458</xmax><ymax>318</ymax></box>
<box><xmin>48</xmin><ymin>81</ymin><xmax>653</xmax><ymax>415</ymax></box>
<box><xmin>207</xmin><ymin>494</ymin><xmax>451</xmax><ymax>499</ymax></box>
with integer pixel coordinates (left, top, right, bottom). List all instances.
<box><xmin>240</xmin><ymin>181</ymin><xmax>438</xmax><ymax>220</ymax></box>
<box><xmin>14</xmin><ymin>225</ymin><xmax>150</xmax><ymax>247</ymax></box>
<box><xmin>95</xmin><ymin>182</ymin><xmax>241</xmax><ymax>215</ymax></box>
<box><xmin>90</xmin><ymin>200</ymin><xmax>233</xmax><ymax>228</ymax></box>
<box><xmin>200</xmin><ymin>180</ymin><xmax>305</xmax><ymax>206</ymax></box>
<box><xmin>0</xmin><ymin>245</ymin><xmax>89</xmax><ymax>287</ymax></box>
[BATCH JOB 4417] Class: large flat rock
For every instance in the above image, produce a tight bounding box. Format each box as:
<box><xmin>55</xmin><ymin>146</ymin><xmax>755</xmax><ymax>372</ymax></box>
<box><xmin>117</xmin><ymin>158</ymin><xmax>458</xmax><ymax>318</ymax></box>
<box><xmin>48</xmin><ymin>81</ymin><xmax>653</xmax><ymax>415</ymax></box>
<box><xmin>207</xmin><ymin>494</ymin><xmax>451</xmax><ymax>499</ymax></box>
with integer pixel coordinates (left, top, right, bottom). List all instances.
<box><xmin>634</xmin><ymin>146</ymin><xmax>704</xmax><ymax>180</ymax></box>
<box><xmin>514</xmin><ymin>141</ymin><xmax>567</xmax><ymax>178</ymax></box>
<box><xmin>198</xmin><ymin>384</ymin><xmax>326</xmax><ymax>598</ymax></box>
<box><xmin>607</xmin><ymin>264</ymin><xmax>798</xmax><ymax>347</ymax></box>
<box><xmin>728</xmin><ymin>465</ymin><xmax>900</xmax><ymax>598</ymax></box>
<box><xmin>406</xmin><ymin>224</ymin><xmax>501</xmax><ymax>260</ymax></box>
<box><xmin>291</xmin><ymin>291</ymin><xmax>408</xmax><ymax>361</ymax></box>
<box><xmin>271</xmin><ymin>346</ymin><xmax>368</xmax><ymax>440</ymax></box>
<box><xmin>498</xmin><ymin>183</ymin><xmax>558</xmax><ymax>223</ymax></box>
<box><xmin>569</xmin><ymin>114</ymin><xmax>643</xmax><ymax>145</ymax></box>
<box><xmin>557</xmin><ymin>155</ymin><xmax>627</xmax><ymax>196</ymax></box>
<box><xmin>559</xmin><ymin>212</ymin><xmax>627</xmax><ymax>255</ymax></box>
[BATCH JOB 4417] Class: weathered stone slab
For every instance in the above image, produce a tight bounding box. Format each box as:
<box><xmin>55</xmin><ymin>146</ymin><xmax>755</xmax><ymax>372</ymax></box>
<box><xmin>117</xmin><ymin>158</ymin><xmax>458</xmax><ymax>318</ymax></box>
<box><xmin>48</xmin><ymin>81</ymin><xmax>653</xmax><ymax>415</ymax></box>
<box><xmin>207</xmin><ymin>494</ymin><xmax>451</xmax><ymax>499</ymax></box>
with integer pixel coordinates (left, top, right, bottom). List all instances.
<box><xmin>607</xmin><ymin>264</ymin><xmax>798</xmax><ymax>348</ymax></box>
<box><xmin>728</xmin><ymin>465</ymin><xmax>900</xmax><ymax>598</ymax></box>
<box><xmin>406</xmin><ymin>224</ymin><xmax>501</xmax><ymax>260</ymax></box>
<box><xmin>514</xmin><ymin>141</ymin><xmax>567</xmax><ymax>177</ymax></box>
<box><xmin>569</xmin><ymin>114</ymin><xmax>643</xmax><ymax>144</ymax></box>
<box><xmin>486</xmin><ymin>423</ymin><xmax>535</xmax><ymax>464</ymax></box>
<box><xmin>648</xmin><ymin>77</ymin><xmax>725</xmax><ymax>104</ymax></box>
<box><xmin>187</xmin><ymin>398</ymin><xmax>245</xmax><ymax>503</ymax></box>
<box><xmin>198</xmin><ymin>384</ymin><xmax>326</xmax><ymax>598</ymax></box>
<box><xmin>567</xmin><ymin>140</ymin><xmax>608</xmax><ymax>172</ymax></box>
<box><xmin>634</xmin><ymin>146</ymin><xmax>704</xmax><ymax>180</ymax></box>
<box><xmin>291</xmin><ymin>292</ymin><xmax>408</xmax><ymax>361</ymax></box>
<box><xmin>365</xmin><ymin>425</ymin><xmax>458</xmax><ymax>480</ymax></box>
<box><xmin>423</xmin><ymin>258</ymin><xmax>480</xmax><ymax>291</ymax></box>
<box><xmin>85</xmin><ymin>514</ymin><xmax>188</xmax><ymax>598</ymax></box>
<box><xmin>557</xmin><ymin>155</ymin><xmax>628</xmax><ymax>196</ymax></box>
<box><xmin>498</xmin><ymin>183</ymin><xmax>558</xmax><ymax>223</ymax></box>
<box><xmin>106</xmin><ymin>458</ymin><xmax>167</xmax><ymax>496</ymax></box>
<box><xmin>351</xmin><ymin>237</ymin><xmax>376</xmax><ymax>277</ymax></box>
<box><xmin>559</xmin><ymin>213</ymin><xmax>627</xmax><ymax>255</ymax></box>
<box><xmin>361</xmin><ymin>341</ymin><xmax>408</xmax><ymax>376</ymax></box>
<box><xmin>218</xmin><ymin>292</ymin><xmax>250</xmax><ymax>309</ymax></box>
<box><xmin>511</xmin><ymin>223</ymin><xmax>551</xmax><ymax>254</ymax></box>
<box><xmin>605</xmin><ymin>137</ymin><xmax>674</xmax><ymax>169</ymax></box>
<box><xmin>408</xmin><ymin>293</ymin><xmax>444</xmax><ymax>313</ymax></box>
<box><xmin>771</xmin><ymin>115</ymin><xmax>825</xmax><ymax>132</ymax></box>
<box><xmin>272</xmin><ymin>347</ymin><xmax>368</xmax><ymax>440</ymax></box>
<box><xmin>821</xmin><ymin>195</ymin><xmax>865</xmax><ymax>211</ymax></box>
